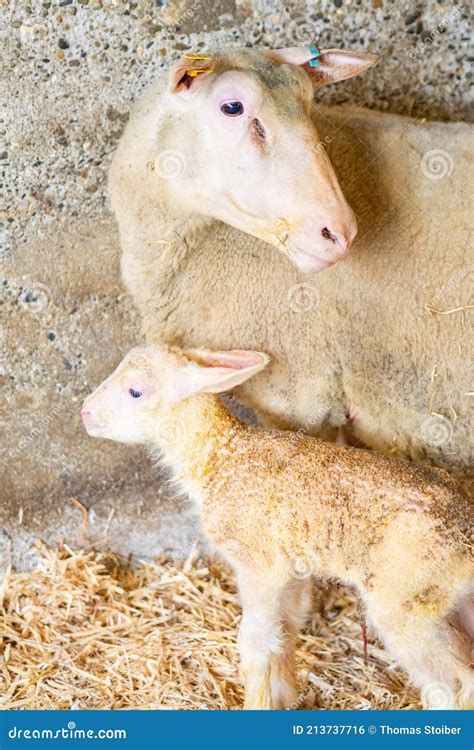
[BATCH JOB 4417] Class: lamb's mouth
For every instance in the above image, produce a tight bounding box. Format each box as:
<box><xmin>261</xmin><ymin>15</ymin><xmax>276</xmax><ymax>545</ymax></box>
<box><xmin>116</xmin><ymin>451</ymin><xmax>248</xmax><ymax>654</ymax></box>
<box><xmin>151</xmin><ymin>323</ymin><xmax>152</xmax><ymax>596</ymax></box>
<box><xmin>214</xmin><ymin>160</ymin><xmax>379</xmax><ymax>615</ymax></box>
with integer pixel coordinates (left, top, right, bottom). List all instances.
<box><xmin>82</xmin><ymin>417</ymin><xmax>106</xmax><ymax>435</ymax></box>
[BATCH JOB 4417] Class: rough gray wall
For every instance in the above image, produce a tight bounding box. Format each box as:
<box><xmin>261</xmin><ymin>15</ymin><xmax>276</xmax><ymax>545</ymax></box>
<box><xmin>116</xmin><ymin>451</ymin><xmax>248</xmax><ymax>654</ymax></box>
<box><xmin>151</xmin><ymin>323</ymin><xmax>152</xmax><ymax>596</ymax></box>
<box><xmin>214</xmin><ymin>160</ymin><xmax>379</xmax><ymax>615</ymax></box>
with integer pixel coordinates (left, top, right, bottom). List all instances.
<box><xmin>2</xmin><ymin>0</ymin><xmax>472</xmax><ymax>572</ymax></box>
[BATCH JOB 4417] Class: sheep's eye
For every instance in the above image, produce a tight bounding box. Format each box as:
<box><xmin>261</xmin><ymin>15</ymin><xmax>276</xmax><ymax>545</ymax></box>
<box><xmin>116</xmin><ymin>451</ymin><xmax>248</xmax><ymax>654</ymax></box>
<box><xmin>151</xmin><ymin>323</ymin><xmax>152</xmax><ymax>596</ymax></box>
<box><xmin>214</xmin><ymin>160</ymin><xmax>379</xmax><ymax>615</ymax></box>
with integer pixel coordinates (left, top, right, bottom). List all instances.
<box><xmin>129</xmin><ymin>388</ymin><xmax>142</xmax><ymax>399</ymax></box>
<box><xmin>220</xmin><ymin>100</ymin><xmax>244</xmax><ymax>116</ymax></box>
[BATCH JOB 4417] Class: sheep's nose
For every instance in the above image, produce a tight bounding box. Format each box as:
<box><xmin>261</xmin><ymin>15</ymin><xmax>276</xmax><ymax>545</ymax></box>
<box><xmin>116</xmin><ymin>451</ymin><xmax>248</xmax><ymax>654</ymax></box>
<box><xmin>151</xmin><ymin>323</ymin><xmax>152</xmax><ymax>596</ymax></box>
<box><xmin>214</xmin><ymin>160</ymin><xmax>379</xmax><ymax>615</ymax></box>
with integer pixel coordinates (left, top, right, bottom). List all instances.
<box><xmin>81</xmin><ymin>410</ymin><xmax>90</xmax><ymax>417</ymax></box>
<box><xmin>321</xmin><ymin>226</ymin><xmax>355</xmax><ymax>259</ymax></box>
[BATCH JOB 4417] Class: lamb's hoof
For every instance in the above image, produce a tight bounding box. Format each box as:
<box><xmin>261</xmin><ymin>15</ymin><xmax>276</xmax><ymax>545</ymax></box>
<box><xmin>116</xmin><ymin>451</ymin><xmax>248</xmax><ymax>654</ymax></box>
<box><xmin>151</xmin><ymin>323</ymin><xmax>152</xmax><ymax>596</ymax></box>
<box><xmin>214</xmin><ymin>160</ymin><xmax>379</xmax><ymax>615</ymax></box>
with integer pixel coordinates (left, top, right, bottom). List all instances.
<box><xmin>243</xmin><ymin>682</ymin><xmax>299</xmax><ymax>710</ymax></box>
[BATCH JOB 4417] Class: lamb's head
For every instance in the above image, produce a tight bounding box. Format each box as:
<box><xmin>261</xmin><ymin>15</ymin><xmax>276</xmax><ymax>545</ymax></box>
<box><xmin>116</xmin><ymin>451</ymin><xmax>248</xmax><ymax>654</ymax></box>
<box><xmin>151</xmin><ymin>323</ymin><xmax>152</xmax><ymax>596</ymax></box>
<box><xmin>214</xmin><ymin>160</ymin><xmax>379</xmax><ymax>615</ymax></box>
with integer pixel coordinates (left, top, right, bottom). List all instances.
<box><xmin>81</xmin><ymin>345</ymin><xmax>269</xmax><ymax>445</ymax></box>
<box><xmin>158</xmin><ymin>46</ymin><xmax>378</xmax><ymax>273</ymax></box>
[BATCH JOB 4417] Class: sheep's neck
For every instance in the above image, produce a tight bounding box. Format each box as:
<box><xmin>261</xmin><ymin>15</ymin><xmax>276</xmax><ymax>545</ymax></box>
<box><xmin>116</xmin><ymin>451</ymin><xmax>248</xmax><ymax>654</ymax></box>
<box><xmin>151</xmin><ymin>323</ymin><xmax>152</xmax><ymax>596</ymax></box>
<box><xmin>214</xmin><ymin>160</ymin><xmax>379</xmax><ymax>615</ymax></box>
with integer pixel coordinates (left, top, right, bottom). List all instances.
<box><xmin>155</xmin><ymin>394</ymin><xmax>242</xmax><ymax>501</ymax></box>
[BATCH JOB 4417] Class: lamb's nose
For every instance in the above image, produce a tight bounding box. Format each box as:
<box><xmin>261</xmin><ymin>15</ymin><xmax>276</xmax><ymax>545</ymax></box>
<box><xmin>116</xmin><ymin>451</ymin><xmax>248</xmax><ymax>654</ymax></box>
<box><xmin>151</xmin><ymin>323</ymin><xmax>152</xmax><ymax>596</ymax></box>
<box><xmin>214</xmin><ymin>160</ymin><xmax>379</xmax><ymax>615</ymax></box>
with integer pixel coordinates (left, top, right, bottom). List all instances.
<box><xmin>321</xmin><ymin>227</ymin><xmax>354</xmax><ymax>258</ymax></box>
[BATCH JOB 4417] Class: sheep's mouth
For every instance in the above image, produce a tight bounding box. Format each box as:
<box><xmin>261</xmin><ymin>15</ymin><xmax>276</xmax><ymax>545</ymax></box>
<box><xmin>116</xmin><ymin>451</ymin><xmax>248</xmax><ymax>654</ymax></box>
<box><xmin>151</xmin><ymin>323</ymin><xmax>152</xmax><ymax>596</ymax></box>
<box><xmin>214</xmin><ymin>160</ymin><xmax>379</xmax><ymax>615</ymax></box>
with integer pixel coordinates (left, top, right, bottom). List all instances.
<box><xmin>286</xmin><ymin>242</ymin><xmax>336</xmax><ymax>273</ymax></box>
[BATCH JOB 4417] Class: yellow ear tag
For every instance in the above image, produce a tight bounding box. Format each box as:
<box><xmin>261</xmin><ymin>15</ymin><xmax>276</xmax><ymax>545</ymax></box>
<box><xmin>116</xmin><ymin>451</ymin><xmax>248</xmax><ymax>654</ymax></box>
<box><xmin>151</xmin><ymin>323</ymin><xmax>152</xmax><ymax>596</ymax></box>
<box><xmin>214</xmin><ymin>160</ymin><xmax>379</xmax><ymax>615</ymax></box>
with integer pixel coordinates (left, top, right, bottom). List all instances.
<box><xmin>184</xmin><ymin>52</ymin><xmax>212</xmax><ymax>60</ymax></box>
<box><xmin>187</xmin><ymin>67</ymin><xmax>214</xmax><ymax>77</ymax></box>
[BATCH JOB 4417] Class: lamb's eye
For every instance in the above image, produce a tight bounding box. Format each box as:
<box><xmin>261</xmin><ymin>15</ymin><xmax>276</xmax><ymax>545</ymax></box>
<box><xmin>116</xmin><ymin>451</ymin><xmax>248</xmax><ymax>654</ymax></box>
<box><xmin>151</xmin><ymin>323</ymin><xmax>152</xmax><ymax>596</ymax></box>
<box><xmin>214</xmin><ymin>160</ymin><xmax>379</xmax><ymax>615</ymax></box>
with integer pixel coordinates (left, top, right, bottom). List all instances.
<box><xmin>129</xmin><ymin>388</ymin><xmax>142</xmax><ymax>399</ymax></box>
<box><xmin>220</xmin><ymin>100</ymin><xmax>244</xmax><ymax>117</ymax></box>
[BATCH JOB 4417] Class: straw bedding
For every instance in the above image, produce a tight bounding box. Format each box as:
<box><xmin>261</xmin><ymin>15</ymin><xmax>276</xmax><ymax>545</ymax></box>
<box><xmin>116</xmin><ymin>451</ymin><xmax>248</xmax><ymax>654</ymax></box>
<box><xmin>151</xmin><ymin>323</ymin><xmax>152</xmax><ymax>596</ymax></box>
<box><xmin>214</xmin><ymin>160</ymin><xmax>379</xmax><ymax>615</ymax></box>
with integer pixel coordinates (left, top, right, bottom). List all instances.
<box><xmin>0</xmin><ymin>543</ymin><xmax>421</xmax><ymax>710</ymax></box>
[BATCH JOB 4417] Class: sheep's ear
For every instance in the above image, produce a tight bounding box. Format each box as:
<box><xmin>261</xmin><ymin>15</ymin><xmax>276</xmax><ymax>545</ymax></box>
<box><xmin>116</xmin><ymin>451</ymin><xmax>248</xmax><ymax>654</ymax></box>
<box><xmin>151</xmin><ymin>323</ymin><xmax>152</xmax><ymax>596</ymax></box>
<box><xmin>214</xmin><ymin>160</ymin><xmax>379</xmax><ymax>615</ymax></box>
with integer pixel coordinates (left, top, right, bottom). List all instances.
<box><xmin>169</xmin><ymin>53</ymin><xmax>215</xmax><ymax>94</ymax></box>
<box><xmin>304</xmin><ymin>49</ymin><xmax>379</xmax><ymax>85</ymax></box>
<box><xmin>265</xmin><ymin>47</ymin><xmax>379</xmax><ymax>85</ymax></box>
<box><xmin>172</xmin><ymin>349</ymin><xmax>270</xmax><ymax>401</ymax></box>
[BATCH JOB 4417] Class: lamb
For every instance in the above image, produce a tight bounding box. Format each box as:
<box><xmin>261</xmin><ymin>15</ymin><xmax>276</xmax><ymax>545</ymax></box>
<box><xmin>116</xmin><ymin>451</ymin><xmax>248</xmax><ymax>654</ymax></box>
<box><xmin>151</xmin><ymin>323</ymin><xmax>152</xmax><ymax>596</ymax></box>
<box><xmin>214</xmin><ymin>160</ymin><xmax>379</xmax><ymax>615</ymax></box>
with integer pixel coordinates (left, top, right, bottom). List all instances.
<box><xmin>81</xmin><ymin>345</ymin><xmax>474</xmax><ymax>710</ymax></box>
<box><xmin>108</xmin><ymin>46</ymin><xmax>474</xmax><ymax>490</ymax></box>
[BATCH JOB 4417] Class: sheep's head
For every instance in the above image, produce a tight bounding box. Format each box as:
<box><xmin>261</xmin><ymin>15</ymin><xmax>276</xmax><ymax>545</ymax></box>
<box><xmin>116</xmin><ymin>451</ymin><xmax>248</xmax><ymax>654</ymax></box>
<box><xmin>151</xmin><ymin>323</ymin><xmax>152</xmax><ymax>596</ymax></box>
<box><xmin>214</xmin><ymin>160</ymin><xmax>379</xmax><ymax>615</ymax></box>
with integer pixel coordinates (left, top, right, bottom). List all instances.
<box><xmin>81</xmin><ymin>346</ymin><xmax>269</xmax><ymax>445</ymax></box>
<box><xmin>158</xmin><ymin>46</ymin><xmax>378</xmax><ymax>273</ymax></box>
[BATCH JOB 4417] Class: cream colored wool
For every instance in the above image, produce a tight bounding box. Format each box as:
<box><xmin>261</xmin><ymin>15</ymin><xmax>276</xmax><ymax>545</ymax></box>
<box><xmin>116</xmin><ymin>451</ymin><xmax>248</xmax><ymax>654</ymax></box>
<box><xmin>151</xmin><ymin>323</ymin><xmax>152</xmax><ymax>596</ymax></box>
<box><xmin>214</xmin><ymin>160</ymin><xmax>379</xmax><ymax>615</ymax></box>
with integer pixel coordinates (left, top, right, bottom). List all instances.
<box><xmin>81</xmin><ymin>345</ymin><xmax>474</xmax><ymax>710</ymax></box>
<box><xmin>109</xmin><ymin>49</ymin><xmax>473</xmax><ymax>488</ymax></box>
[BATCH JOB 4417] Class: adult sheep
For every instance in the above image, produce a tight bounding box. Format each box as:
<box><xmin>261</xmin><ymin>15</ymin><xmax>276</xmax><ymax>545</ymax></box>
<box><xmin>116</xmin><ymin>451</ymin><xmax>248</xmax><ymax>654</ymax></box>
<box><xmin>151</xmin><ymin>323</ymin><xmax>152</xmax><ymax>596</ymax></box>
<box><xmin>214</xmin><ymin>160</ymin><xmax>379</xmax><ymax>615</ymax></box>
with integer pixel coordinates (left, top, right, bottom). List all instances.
<box><xmin>109</xmin><ymin>47</ymin><xmax>473</xmax><ymax>488</ymax></box>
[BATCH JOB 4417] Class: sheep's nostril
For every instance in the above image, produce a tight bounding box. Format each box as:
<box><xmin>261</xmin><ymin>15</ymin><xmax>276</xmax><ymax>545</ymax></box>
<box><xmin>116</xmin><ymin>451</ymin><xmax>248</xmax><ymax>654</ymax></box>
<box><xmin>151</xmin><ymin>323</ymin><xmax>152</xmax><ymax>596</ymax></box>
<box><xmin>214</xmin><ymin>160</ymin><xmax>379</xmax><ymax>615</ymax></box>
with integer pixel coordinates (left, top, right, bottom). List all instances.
<box><xmin>321</xmin><ymin>227</ymin><xmax>352</xmax><ymax>258</ymax></box>
<box><xmin>321</xmin><ymin>227</ymin><xmax>336</xmax><ymax>242</ymax></box>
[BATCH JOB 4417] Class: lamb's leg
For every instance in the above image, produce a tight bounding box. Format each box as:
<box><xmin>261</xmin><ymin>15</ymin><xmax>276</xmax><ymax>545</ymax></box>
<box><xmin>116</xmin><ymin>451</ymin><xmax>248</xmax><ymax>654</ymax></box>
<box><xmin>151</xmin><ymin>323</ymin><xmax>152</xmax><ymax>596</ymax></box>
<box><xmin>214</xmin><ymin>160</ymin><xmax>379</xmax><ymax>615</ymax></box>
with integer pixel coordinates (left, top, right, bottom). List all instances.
<box><xmin>370</xmin><ymin>603</ymin><xmax>474</xmax><ymax>709</ymax></box>
<box><xmin>272</xmin><ymin>577</ymin><xmax>313</xmax><ymax>709</ymax></box>
<box><xmin>237</xmin><ymin>571</ymin><xmax>298</xmax><ymax>710</ymax></box>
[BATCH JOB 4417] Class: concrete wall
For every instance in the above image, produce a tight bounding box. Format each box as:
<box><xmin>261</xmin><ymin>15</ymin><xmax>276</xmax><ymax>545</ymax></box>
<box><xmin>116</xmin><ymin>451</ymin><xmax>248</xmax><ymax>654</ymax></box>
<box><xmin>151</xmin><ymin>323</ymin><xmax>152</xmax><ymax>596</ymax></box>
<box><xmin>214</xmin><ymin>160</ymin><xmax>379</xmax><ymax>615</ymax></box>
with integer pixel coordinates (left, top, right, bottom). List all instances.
<box><xmin>2</xmin><ymin>0</ymin><xmax>471</xmax><ymax>571</ymax></box>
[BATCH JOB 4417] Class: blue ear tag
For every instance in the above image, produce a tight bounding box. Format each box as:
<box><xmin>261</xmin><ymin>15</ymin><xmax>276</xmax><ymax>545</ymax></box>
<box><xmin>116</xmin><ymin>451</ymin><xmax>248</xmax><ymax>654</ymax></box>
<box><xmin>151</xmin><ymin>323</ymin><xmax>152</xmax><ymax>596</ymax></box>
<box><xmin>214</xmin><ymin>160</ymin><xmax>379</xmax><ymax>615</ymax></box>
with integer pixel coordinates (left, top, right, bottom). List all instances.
<box><xmin>308</xmin><ymin>44</ymin><xmax>320</xmax><ymax>67</ymax></box>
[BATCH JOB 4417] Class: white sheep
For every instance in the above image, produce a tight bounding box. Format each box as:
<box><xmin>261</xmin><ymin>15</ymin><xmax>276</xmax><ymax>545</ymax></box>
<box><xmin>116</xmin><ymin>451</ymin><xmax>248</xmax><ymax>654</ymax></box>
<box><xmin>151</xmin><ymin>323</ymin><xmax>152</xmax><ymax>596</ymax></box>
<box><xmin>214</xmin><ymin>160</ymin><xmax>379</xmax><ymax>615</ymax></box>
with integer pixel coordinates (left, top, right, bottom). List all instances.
<box><xmin>82</xmin><ymin>345</ymin><xmax>474</xmax><ymax>710</ymax></box>
<box><xmin>108</xmin><ymin>47</ymin><xmax>474</xmax><ymax>490</ymax></box>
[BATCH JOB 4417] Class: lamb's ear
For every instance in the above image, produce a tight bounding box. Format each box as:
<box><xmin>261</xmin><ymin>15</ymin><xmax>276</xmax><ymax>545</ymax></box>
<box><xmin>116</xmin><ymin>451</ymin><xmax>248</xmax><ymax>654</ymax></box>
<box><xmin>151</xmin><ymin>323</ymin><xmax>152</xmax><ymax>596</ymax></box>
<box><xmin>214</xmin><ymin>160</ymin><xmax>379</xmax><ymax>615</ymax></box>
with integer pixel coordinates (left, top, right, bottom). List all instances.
<box><xmin>265</xmin><ymin>47</ymin><xmax>379</xmax><ymax>86</ymax></box>
<box><xmin>172</xmin><ymin>349</ymin><xmax>270</xmax><ymax>401</ymax></box>
<box><xmin>169</xmin><ymin>53</ymin><xmax>215</xmax><ymax>94</ymax></box>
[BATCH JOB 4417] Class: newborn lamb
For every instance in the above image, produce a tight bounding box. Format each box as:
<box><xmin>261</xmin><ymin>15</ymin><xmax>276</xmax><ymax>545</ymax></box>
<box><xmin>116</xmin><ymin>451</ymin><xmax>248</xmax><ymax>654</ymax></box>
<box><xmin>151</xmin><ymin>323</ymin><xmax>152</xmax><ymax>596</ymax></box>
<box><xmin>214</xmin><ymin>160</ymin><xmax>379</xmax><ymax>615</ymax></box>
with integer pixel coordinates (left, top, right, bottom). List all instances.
<box><xmin>82</xmin><ymin>345</ymin><xmax>473</xmax><ymax>710</ymax></box>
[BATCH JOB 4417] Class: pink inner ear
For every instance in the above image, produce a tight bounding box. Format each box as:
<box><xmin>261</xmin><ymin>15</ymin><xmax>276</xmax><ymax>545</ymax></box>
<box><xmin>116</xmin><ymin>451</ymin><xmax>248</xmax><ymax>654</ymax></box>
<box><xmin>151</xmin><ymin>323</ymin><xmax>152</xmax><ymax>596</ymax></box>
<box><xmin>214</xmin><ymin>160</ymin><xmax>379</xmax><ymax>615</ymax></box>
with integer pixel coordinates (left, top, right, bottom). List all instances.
<box><xmin>188</xmin><ymin>349</ymin><xmax>266</xmax><ymax>370</ymax></box>
<box><xmin>264</xmin><ymin>47</ymin><xmax>316</xmax><ymax>66</ymax></box>
<box><xmin>170</xmin><ymin>57</ymin><xmax>214</xmax><ymax>94</ymax></box>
